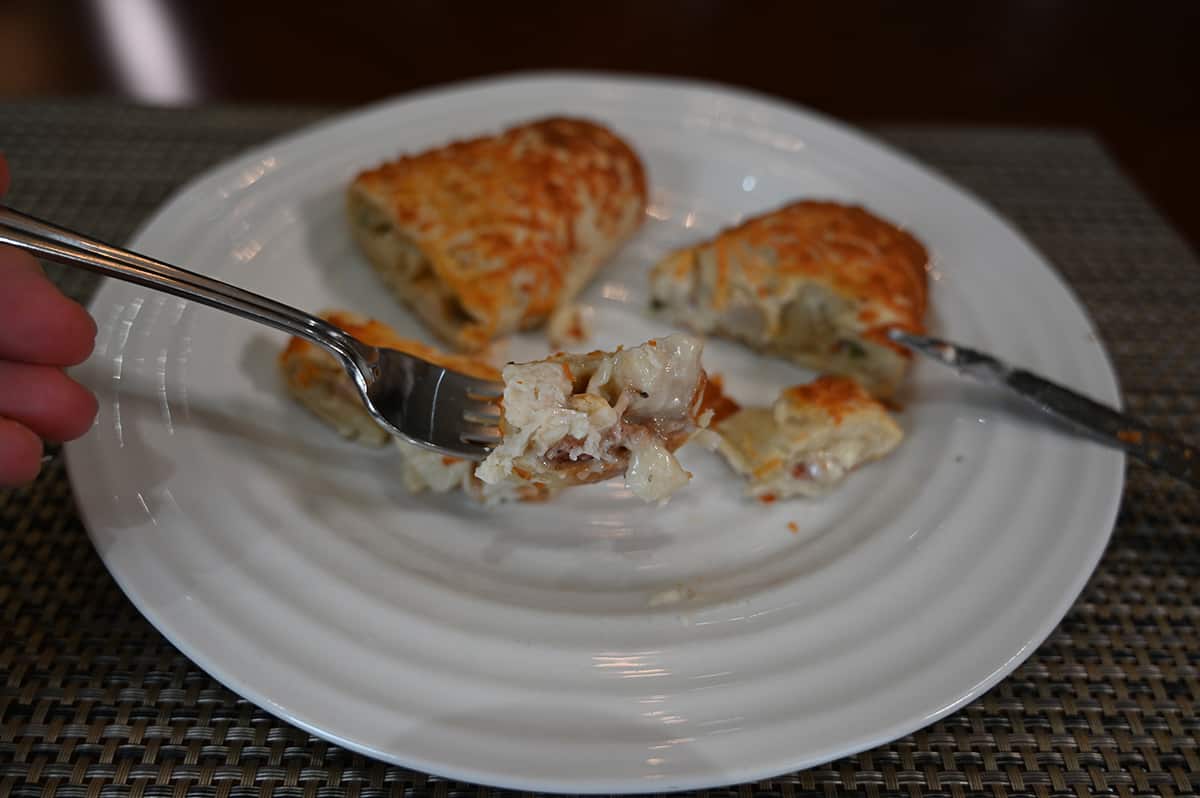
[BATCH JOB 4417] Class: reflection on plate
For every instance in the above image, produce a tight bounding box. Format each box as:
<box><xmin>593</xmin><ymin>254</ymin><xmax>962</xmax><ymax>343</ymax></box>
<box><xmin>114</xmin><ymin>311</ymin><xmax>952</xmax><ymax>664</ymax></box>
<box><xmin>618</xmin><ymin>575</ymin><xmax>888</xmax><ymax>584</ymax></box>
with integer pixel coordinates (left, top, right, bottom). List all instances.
<box><xmin>65</xmin><ymin>73</ymin><xmax>1123</xmax><ymax>793</ymax></box>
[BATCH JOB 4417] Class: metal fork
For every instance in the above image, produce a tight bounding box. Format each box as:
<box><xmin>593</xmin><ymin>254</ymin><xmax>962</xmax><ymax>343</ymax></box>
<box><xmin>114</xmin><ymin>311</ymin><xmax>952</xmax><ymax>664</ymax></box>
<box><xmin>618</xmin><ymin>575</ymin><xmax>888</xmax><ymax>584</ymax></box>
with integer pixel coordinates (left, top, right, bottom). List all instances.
<box><xmin>0</xmin><ymin>204</ymin><xmax>501</xmax><ymax>459</ymax></box>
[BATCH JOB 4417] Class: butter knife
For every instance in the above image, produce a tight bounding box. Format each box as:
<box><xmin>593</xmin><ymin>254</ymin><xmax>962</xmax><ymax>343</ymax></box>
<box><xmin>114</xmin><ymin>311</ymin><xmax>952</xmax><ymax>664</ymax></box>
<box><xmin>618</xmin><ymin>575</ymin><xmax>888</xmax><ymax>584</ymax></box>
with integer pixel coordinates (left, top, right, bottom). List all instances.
<box><xmin>888</xmin><ymin>329</ymin><xmax>1199</xmax><ymax>487</ymax></box>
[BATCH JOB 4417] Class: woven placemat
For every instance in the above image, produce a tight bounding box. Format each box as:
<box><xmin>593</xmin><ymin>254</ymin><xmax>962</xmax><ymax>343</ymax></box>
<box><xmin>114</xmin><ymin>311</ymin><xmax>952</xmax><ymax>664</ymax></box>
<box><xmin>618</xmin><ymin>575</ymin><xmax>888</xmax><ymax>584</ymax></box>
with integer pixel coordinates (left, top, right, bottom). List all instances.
<box><xmin>2</xmin><ymin>101</ymin><xmax>1198</xmax><ymax>798</ymax></box>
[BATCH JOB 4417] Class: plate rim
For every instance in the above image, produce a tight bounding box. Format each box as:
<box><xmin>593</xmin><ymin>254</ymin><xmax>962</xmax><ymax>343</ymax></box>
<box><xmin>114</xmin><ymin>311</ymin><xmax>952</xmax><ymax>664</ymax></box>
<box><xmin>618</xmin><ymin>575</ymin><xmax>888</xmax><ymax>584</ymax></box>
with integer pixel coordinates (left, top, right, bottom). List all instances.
<box><xmin>64</xmin><ymin>70</ymin><xmax>1126</xmax><ymax>793</ymax></box>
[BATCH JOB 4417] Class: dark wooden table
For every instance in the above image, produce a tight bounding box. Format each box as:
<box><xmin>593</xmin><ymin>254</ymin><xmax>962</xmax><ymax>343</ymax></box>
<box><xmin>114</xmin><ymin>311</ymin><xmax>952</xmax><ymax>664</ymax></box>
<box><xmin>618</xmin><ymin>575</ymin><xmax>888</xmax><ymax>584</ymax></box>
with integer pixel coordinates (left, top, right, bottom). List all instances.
<box><xmin>2</xmin><ymin>1</ymin><xmax>1197</xmax><ymax>254</ymax></box>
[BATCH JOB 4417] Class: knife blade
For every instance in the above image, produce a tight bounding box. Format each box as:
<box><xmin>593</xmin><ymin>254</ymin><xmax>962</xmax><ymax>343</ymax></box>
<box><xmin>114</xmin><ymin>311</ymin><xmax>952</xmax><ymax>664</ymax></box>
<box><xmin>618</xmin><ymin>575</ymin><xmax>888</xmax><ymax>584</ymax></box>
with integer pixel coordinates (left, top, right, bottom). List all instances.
<box><xmin>888</xmin><ymin>329</ymin><xmax>1199</xmax><ymax>488</ymax></box>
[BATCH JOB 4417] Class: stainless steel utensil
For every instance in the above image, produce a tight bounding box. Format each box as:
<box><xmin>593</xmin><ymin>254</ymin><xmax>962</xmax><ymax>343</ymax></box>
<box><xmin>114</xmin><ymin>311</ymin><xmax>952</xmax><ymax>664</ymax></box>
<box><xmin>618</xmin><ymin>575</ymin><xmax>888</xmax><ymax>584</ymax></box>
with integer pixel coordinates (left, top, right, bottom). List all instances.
<box><xmin>889</xmin><ymin>329</ymin><xmax>1198</xmax><ymax>487</ymax></box>
<box><xmin>0</xmin><ymin>204</ymin><xmax>502</xmax><ymax>459</ymax></box>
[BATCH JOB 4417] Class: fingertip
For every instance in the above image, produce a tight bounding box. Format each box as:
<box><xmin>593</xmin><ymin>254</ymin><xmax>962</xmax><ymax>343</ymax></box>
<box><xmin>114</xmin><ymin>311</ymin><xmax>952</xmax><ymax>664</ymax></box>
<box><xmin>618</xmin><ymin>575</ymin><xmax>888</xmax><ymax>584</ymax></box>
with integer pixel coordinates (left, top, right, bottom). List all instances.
<box><xmin>0</xmin><ymin>362</ymin><xmax>98</xmax><ymax>442</ymax></box>
<box><xmin>0</xmin><ymin>268</ymin><xmax>97</xmax><ymax>365</ymax></box>
<box><xmin>0</xmin><ymin>418</ymin><xmax>43</xmax><ymax>487</ymax></box>
<box><xmin>59</xmin><ymin>300</ymin><xmax>99</xmax><ymax>366</ymax></box>
<box><xmin>46</xmin><ymin>373</ymin><xmax>99</xmax><ymax>442</ymax></box>
<box><xmin>64</xmin><ymin>378</ymin><xmax>100</xmax><ymax>441</ymax></box>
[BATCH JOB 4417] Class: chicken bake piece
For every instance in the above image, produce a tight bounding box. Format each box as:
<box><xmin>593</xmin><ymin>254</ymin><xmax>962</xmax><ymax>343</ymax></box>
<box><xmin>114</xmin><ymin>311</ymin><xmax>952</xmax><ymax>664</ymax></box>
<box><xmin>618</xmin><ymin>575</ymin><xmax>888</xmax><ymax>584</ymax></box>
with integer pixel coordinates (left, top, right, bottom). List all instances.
<box><xmin>715</xmin><ymin>375</ymin><xmax>903</xmax><ymax>501</ymax></box>
<box><xmin>476</xmin><ymin>335</ymin><xmax>710</xmax><ymax>502</ymax></box>
<box><xmin>649</xmin><ymin>201</ymin><xmax>928</xmax><ymax>398</ymax></box>
<box><xmin>348</xmin><ymin>117</ymin><xmax>647</xmax><ymax>352</ymax></box>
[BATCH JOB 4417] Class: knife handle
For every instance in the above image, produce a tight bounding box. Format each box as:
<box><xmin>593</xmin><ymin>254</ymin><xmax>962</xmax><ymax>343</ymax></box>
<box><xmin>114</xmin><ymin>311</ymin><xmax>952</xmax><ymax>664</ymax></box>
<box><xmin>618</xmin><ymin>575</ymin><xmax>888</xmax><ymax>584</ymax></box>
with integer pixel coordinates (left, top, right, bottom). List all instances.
<box><xmin>1008</xmin><ymin>369</ymin><xmax>1199</xmax><ymax>487</ymax></box>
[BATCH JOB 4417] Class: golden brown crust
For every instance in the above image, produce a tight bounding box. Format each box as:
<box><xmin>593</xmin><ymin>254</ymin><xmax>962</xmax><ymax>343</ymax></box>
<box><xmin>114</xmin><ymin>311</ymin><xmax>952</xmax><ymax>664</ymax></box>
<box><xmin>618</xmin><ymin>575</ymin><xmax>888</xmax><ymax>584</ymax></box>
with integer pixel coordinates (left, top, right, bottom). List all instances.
<box><xmin>780</xmin><ymin>375</ymin><xmax>879</xmax><ymax>425</ymax></box>
<box><xmin>349</xmin><ymin>117</ymin><xmax>647</xmax><ymax>350</ymax></box>
<box><xmin>715</xmin><ymin>375</ymin><xmax>904</xmax><ymax>499</ymax></box>
<box><xmin>649</xmin><ymin>200</ymin><xmax>928</xmax><ymax>396</ymax></box>
<box><xmin>707</xmin><ymin>200</ymin><xmax>925</xmax><ymax>337</ymax></box>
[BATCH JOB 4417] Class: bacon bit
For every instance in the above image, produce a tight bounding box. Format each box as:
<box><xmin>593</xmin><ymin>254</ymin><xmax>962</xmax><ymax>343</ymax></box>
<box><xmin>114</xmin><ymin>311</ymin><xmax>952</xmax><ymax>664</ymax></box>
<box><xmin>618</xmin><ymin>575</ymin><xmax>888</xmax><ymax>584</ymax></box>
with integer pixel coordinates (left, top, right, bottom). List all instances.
<box><xmin>759</xmin><ymin>493</ymin><xmax>778</xmax><ymax>504</ymax></box>
<box><xmin>561</xmin><ymin>362</ymin><xmax>574</xmax><ymax>382</ymax></box>
<box><xmin>513</xmin><ymin>466</ymin><xmax>533</xmax><ymax>480</ymax></box>
<box><xmin>787</xmin><ymin>521</ymin><xmax>799</xmax><ymax>534</ymax></box>
<box><xmin>647</xmin><ymin>339</ymin><xmax>657</xmax><ymax>347</ymax></box>
<box><xmin>791</xmin><ymin>463</ymin><xmax>812</xmax><ymax>480</ymax></box>
<box><xmin>441</xmin><ymin>456</ymin><xmax>460</xmax><ymax>466</ymax></box>
<box><xmin>1117</xmin><ymin>429</ymin><xmax>1144</xmax><ymax>445</ymax></box>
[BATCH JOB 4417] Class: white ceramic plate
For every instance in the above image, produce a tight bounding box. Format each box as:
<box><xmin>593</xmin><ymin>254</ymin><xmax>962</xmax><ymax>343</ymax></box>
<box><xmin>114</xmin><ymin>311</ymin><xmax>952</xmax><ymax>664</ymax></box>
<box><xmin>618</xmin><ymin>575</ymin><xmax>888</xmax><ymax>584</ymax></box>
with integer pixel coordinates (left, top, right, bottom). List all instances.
<box><xmin>65</xmin><ymin>73</ymin><xmax>1123</xmax><ymax>793</ymax></box>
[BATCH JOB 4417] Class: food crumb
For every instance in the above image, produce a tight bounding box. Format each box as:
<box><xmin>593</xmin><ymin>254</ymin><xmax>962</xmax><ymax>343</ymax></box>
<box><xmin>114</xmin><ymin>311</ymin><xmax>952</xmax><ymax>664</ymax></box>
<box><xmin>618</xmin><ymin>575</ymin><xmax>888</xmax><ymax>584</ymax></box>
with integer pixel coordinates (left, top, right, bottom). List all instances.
<box><xmin>648</xmin><ymin>584</ymin><xmax>696</xmax><ymax>607</ymax></box>
<box><xmin>787</xmin><ymin>521</ymin><xmax>799</xmax><ymax>534</ymax></box>
<box><xmin>1117</xmin><ymin>429</ymin><xmax>1144</xmax><ymax>445</ymax></box>
<box><xmin>954</xmin><ymin>454</ymin><xmax>965</xmax><ymax>463</ymax></box>
<box><xmin>759</xmin><ymin>493</ymin><xmax>778</xmax><ymax>504</ymax></box>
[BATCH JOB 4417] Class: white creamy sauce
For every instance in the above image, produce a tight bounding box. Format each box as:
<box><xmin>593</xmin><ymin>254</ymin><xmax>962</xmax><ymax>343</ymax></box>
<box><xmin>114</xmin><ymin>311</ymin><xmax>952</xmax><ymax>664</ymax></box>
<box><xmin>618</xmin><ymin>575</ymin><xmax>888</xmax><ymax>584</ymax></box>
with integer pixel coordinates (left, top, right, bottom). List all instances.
<box><xmin>475</xmin><ymin>335</ymin><xmax>702</xmax><ymax>501</ymax></box>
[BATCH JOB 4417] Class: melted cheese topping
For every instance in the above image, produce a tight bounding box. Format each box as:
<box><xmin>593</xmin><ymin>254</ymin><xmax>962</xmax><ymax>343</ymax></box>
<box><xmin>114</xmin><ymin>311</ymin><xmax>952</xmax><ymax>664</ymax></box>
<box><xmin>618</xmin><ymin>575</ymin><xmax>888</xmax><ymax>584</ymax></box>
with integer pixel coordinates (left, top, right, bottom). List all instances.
<box><xmin>647</xmin><ymin>202</ymin><xmax>928</xmax><ymax>397</ymax></box>
<box><xmin>350</xmin><ymin>118</ymin><xmax>647</xmax><ymax>346</ymax></box>
<box><xmin>624</xmin><ymin>432</ymin><xmax>692</xmax><ymax>501</ymax></box>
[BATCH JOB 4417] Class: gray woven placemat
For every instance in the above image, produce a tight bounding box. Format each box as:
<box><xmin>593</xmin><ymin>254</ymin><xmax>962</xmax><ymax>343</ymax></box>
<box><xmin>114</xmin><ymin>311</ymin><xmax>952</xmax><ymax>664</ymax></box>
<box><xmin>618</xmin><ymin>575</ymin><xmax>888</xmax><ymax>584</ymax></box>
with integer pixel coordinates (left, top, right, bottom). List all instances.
<box><xmin>2</xmin><ymin>101</ymin><xmax>1198</xmax><ymax>798</ymax></box>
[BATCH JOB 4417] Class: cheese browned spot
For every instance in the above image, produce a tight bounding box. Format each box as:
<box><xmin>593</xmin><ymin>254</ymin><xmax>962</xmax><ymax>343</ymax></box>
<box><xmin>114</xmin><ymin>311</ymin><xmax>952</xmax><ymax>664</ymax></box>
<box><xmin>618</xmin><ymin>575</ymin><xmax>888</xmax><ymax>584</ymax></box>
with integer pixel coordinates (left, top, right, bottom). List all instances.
<box><xmin>348</xmin><ymin>117</ymin><xmax>647</xmax><ymax>352</ymax></box>
<box><xmin>476</xmin><ymin>335</ymin><xmax>708</xmax><ymax>502</ymax></box>
<box><xmin>649</xmin><ymin>201</ymin><xmax>928</xmax><ymax>397</ymax></box>
<box><xmin>716</xmin><ymin>375</ymin><xmax>903</xmax><ymax>500</ymax></box>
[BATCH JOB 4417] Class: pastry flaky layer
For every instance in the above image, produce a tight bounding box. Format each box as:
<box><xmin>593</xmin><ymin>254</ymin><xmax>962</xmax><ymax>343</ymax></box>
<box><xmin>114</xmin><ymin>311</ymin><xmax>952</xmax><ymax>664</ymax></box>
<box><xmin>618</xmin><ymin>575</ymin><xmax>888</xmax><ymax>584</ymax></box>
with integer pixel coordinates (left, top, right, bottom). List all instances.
<box><xmin>476</xmin><ymin>335</ymin><xmax>710</xmax><ymax>503</ymax></box>
<box><xmin>715</xmin><ymin>375</ymin><xmax>903</xmax><ymax>501</ymax></box>
<box><xmin>348</xmin><ymin>117</ymin><xmax>647</xmax><ymax>352</ymax></box>
<box><xmin>649</xmin><ymin>201</ymin><xmax>928</xmax><ymax>397</ymax></box>
<box><xmin>278</xmin><ymin>310</ymin><xmax>537</xmax><ymax>502</ymax></box>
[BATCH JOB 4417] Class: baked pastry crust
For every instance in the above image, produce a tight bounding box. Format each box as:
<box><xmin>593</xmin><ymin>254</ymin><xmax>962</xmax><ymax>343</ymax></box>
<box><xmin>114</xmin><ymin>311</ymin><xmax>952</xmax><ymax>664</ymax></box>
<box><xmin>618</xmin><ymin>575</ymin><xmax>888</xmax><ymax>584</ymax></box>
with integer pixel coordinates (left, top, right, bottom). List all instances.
<box><xmin>649</xmin><ymin>201</ymin><xmax>928</xmax><ymax>397</ymax></box>
<box><xmin>716</xmin><ymin>375</ymin><xmax>903</xmax><ymax>500</ymax></box>
<box><xmin>475</xmin><ymin>335</ymin><xmax>709</xmax><ymax>502</ymax></box>
<box><xmin>348</xmin><ymin>117</ymin><xmax>647</xmax><ymax>351</ymax></box>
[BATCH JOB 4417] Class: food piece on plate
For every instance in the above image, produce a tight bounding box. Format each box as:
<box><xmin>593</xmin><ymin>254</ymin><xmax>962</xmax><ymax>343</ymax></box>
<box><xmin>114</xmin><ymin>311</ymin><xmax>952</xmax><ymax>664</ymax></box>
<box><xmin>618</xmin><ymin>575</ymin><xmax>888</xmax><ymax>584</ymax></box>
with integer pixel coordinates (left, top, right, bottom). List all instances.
<box><xmin>546</xmin><ymin>302</ymin><xmax>595</xmax><ymax>349</ymax></box>
<box><xmin>715</xmin><ymin>375</ymin><xmax>903</xmax><ymax>500</ymax></box>
<box><xmin>395</xmin><ymin>438</ymin><xmax>548</xmax><ymax>503</ymax></box>
<box><xmin>348</xmin><ymin>117</ymin><xmax>647</xmax><ymax>352</ymax></box>
<box><xmin>648</xmin><ymin>200</ymin><xmax>928</xmax><ymax>397</ymax></box>
<box><xmin>394</xmin><ymin>440</ymin><xmax>476</xmax><ymax>493</ymax></box>
<box><xmin>278</xmin><ymin>309</ymin><xmax>499</xmax><ymax>448</ymax></box>
<box><xmin>475</xmin><ymin>334</ymin><xmax>710</xmax><ymax>502</ymax></box>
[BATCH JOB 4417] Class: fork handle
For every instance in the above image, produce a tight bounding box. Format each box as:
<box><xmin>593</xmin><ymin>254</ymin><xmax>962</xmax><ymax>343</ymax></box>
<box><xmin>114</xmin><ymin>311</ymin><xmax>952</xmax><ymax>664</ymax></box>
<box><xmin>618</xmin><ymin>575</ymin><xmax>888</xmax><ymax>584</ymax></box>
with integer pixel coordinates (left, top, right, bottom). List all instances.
<box><xmin>0</xmin><ymin>204</ymin><xmax>375</xmax><ymax>376</ymax></box>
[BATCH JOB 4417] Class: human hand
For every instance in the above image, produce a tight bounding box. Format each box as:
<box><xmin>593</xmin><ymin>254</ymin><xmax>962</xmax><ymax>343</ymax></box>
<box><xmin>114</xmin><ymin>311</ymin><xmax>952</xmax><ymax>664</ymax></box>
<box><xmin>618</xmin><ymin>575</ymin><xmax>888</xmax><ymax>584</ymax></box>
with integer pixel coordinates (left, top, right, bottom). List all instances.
<box><xmin>0</xmin><ymin>155</ymin><xmax>98</xmax><ymax>486</ymax></box>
